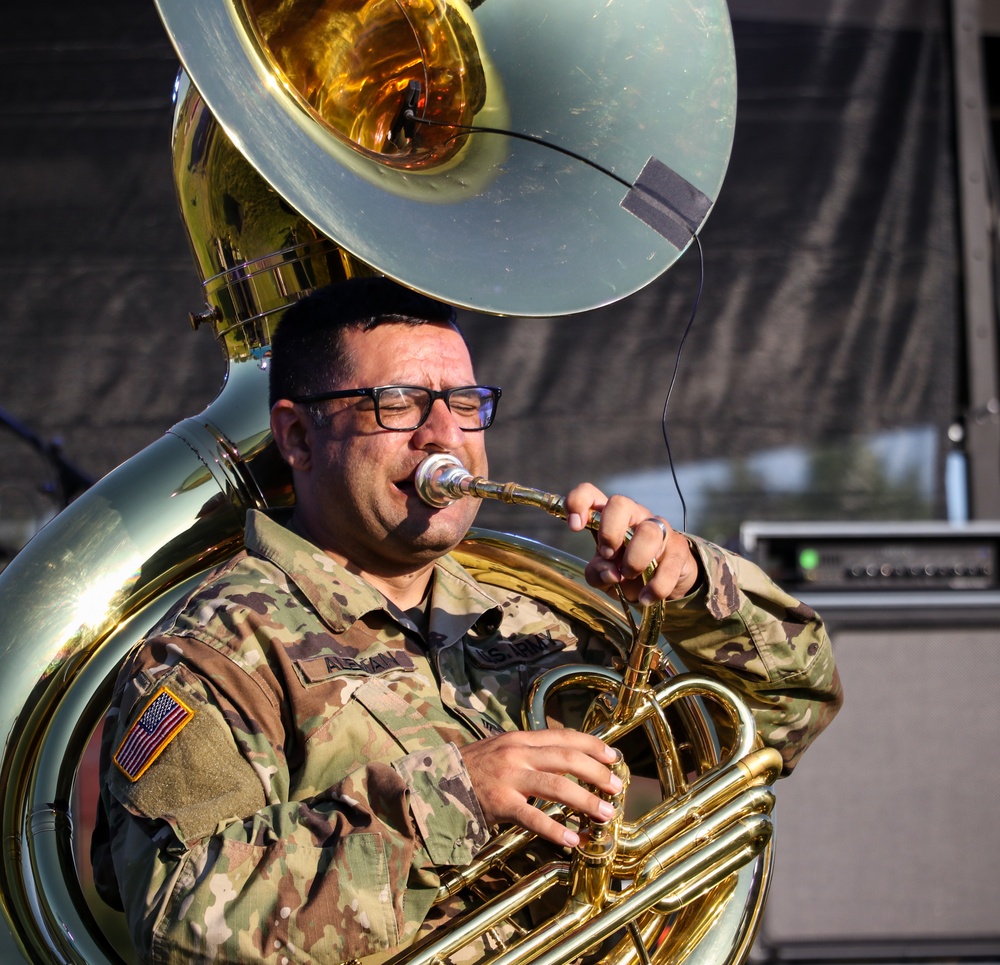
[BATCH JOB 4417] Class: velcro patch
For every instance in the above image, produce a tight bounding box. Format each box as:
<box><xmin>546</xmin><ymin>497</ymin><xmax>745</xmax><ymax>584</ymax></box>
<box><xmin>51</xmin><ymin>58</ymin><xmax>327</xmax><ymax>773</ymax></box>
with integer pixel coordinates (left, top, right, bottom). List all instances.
<box><xmin>114</xmin><ymin>687</ymin><xmax>194</xmax><ymax>782</ymax></box>
<box><xmin>465</xmin><ymin>632</ymin><xmax>566</xmax><ymax>669</ymax></box>
<box><xmin>297</xmin><ymin>649</ymin><xmax>415</xmax><ymax>683</ymax></box>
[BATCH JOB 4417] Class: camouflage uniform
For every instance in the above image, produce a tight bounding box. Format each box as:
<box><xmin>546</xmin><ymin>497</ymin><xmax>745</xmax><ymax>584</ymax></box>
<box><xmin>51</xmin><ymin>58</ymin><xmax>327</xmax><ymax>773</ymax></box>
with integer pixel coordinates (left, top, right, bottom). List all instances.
<box><xmin>96</xmin><ymin>510</ymin><xmax>841</xmax><ymax>965</ymax></box>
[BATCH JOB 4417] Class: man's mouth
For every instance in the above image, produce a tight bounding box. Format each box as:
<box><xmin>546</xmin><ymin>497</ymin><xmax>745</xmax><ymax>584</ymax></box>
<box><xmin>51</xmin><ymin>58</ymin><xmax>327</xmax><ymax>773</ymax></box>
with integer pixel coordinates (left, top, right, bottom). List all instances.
<box><xmin>394</xmin><ymin>474</ymin><xmax>424</xmax><ymax>503</ymax></box>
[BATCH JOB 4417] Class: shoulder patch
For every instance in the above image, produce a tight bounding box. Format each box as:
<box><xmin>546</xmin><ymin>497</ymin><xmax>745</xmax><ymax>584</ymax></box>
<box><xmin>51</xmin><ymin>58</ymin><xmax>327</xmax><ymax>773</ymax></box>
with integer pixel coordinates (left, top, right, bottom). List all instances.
<box><xmin>114</xmin><ymin>687</ymin><xmax>194</xmax><ymax>782</ymax></box>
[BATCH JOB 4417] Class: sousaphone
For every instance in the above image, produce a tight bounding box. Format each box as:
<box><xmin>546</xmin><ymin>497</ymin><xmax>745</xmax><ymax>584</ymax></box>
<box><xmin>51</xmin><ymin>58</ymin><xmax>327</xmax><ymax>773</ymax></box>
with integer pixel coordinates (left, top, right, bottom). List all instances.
<box><xmin>0</xmin><ymin>2</ymin><xmax>753</xmax><ymax>963</ymax></box>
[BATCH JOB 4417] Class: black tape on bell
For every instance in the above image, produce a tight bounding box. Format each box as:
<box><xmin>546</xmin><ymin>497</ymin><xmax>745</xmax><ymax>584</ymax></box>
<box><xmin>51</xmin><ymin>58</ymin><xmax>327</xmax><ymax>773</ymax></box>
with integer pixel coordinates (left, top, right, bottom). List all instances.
<box><xmin>620</xmin><ymin>156</ymin><xmax>712</xmax><ymax>249</ymax></box>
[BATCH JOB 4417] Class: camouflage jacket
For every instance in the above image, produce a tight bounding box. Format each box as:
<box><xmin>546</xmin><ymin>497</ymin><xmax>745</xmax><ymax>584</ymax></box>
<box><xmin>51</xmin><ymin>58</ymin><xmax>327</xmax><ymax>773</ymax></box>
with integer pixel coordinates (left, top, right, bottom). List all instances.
<box><xmin>97</xmin><ymin>510</ymin><xmax>841</xmax><ymax>965</ymax></box>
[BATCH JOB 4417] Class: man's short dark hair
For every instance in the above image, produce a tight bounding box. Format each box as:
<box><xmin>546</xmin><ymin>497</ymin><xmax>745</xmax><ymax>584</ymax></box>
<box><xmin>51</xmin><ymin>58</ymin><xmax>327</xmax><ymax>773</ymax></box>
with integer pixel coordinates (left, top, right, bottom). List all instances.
<box><xmin>268</xmin><ymin>276</ymin><xmax>458</xmax><ymax>409</ymax></box>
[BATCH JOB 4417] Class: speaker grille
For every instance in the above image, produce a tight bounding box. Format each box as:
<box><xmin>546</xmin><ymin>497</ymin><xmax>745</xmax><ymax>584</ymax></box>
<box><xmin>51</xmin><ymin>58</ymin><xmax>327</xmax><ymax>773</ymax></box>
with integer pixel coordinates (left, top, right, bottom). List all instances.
<box><xmin>753</xmin><ymin>618</ymin><xmax>1000</xmax><ymax>959</ymax></box>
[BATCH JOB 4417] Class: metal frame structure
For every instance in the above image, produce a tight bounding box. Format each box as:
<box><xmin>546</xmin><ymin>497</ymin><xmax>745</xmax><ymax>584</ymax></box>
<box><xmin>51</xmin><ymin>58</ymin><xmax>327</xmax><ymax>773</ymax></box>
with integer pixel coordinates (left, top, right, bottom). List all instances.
<box><xmin>953</xmin><ymin>0</ymin><xmax>1000</xmax><ymax>518</ymax></box>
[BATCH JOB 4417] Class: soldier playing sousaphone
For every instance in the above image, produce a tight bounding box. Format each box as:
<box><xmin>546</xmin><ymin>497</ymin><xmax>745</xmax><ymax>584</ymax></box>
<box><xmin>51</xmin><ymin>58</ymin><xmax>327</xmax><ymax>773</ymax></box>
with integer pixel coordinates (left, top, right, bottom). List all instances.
<box><xmin>94</xmin><ymin>278</ymin><xmax>841</xmax><ymax>965</ymax></box>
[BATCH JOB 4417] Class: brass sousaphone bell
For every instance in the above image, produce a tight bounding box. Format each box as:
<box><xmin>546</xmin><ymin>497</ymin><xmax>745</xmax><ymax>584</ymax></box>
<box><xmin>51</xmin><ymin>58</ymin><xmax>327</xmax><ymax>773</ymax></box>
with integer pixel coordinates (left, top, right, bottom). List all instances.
<box><xmin>160</xmin><ymin>0</ymin><xmax>737</xmax><ymax>317</ymax></box>
<box><xmin>0</xmin><ymin>2</ymin><xmax>752</xmax><ymax>964</ymax></box>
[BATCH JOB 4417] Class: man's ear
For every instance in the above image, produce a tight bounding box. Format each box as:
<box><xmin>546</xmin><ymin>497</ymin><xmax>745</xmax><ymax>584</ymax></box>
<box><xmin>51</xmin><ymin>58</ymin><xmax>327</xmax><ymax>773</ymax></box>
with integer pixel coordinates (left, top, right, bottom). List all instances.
<box><xmin>270</xmin><ymin>400</ymin><xmax>314</xmax><ymax>472</ymax></box>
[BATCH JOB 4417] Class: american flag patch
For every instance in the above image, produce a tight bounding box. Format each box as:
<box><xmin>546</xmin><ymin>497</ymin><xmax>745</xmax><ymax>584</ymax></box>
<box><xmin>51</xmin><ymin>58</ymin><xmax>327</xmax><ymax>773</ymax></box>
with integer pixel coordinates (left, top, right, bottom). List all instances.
<box><xmin>114</xmin><ymin>687</ymin><xmax>194</xmax><ymax>782</ymax></box>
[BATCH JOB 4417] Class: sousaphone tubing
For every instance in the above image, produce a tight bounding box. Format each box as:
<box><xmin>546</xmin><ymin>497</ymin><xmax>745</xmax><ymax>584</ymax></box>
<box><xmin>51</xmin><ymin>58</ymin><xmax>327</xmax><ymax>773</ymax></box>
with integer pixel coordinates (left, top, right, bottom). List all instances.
<box><xmin>0</xmin><ymin>2</ymin><xmax>754</xmax><ymax>964</ymax></box>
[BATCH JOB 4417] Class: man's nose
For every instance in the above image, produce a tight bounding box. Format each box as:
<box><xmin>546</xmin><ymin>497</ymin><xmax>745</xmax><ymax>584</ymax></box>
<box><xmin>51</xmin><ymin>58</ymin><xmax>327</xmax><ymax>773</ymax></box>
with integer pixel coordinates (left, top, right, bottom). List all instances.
<box><xmin>414</xmin><ymin>398</ymin><xmax>465</xmax><ymax>448</ymax></box>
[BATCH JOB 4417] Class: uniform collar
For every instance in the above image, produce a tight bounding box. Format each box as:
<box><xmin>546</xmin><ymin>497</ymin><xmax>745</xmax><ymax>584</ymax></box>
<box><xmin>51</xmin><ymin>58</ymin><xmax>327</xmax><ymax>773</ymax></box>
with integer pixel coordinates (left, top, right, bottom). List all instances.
<box><xmin>244</xmin><ymin>509</ymin><xmax>503</xmax><ymax>639</ymax></box>
<box><xmin>427</xmin><ymin>553</ymin><xmax>505</xmax><ymax>649</ymax></box>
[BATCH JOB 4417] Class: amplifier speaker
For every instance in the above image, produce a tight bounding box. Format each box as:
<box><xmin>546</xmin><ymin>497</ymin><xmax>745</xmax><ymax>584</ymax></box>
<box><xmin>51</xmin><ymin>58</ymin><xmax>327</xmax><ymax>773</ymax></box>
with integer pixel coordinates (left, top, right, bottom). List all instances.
<box><xmin>749</xmin><ymin>599</ymin><xmax>1000</xmax><ymax>962</ymax></box>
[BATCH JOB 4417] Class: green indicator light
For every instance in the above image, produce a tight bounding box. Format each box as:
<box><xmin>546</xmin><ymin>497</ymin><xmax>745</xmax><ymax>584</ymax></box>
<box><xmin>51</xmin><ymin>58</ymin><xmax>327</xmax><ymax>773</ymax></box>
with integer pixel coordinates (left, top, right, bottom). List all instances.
<box><xmin>799</xmin><ymin>548</ymin><xmax>820</xmax><ymax>571</ymax></box>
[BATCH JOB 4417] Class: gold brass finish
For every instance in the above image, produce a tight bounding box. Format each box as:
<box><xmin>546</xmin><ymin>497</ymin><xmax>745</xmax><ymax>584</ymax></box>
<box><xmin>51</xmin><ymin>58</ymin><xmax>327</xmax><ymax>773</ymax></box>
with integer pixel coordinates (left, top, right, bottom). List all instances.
<box><xmin>409</xmin><ymin>455</ymin><xmax>780</xmax><ymax>965</ymax></box>
<box><xmin>154</xmin><ymin>0</ymin><xmax>737</xmax><ymax>316</ymax></box>
<box><xmin>171</xmin><ymin>72</ymin><xmax>378</xmax><ymax>358</ymax></box>
<box><xmin>236</xmin><ymin>0</ymin><xmax>487</xmax><ymax>167</ymax></box>
<box><xmin>0</xmin><ymin>0</ymin><xmax>752</xmax><ymax>961</ymax></box>
<box><xmin>0</xmin><ymin>442</ymin><xmax>776</xmax><ymax>965</ymax></box>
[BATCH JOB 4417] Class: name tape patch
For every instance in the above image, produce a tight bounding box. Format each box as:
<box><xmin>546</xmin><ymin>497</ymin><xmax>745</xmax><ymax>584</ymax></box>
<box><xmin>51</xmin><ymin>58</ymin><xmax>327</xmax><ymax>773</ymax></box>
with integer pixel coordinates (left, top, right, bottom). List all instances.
<box><xmin>114</xmin><ymin>687</ymin><xmax>194</xmax><ymax>782</ymax></box>
<box><xmin>297</xmin><ymin>650</ymin><xmax>416</xmax><ymax>684</ymax></box>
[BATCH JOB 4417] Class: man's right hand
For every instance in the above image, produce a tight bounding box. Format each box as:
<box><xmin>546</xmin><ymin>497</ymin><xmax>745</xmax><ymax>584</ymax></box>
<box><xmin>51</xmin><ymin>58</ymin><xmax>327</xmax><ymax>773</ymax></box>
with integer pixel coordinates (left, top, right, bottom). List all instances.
<box><xmin>458</xmin><ymin>729</ymin><xmax>622</xmax><ymax>847</ymax></box>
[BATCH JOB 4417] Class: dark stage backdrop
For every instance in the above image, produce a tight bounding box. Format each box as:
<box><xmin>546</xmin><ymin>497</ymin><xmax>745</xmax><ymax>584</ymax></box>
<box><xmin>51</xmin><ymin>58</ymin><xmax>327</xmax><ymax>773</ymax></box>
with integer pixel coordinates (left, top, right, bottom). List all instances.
<box><xmin>0</xmin><ymin>2</ymin><xmax>958</xmax><ymax>562</ymax></box>
<box><xmin>0</xmin><ymin>1</ymin><xmax>959</xmax><ymax>562</ymax></box>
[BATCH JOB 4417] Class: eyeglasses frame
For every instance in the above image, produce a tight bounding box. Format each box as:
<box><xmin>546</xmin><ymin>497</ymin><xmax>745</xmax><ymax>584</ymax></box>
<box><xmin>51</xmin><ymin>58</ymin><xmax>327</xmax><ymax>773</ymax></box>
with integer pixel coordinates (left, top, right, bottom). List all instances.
<box><xmin>290</xmin><ymin>384</ymin><xmax>502</xmax><ymax>432</ymax></box>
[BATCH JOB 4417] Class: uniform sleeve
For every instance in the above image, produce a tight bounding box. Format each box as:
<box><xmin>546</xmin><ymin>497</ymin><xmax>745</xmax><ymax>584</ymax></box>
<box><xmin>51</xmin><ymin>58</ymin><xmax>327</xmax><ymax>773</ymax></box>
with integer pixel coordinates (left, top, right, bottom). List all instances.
<box><xmin>658</xmin><ymin>536</ymin><xmax>843</xmax><ymax>773</ymax></box>
<box><xmin>100</xmin><ymin>639</ymin><xmax>489</xmax><ymax>965</ymax></box>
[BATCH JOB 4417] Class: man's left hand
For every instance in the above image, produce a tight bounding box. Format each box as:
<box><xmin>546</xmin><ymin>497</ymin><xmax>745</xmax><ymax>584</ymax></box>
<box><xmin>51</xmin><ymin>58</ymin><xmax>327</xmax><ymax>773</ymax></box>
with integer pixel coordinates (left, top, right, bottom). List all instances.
<box><xmin>564</xmin><ymin>485</ymin><xmax>701</xmax><ymax>606</ymax></box>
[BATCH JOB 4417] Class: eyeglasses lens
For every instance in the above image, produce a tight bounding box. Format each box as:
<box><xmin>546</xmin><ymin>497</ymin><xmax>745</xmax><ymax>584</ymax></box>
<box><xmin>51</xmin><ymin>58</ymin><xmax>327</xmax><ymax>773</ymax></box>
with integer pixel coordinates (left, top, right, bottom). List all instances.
<box><xmin>374</xmin><ymin>387</ymin><xmax>495</xmax><ymax>431</ymax></box>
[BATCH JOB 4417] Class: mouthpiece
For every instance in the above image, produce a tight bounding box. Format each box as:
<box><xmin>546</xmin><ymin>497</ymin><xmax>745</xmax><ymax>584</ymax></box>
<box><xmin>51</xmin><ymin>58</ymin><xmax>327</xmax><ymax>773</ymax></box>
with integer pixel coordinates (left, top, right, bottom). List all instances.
<box><xmin>414</xmin><ymin>456</ymin><xmax>569</xmax><ymax>520</ymax></box>
<box><xmin>414</xmin><ymin>453</ymin><xmax>474</xmax><ymax>507</ymax></box>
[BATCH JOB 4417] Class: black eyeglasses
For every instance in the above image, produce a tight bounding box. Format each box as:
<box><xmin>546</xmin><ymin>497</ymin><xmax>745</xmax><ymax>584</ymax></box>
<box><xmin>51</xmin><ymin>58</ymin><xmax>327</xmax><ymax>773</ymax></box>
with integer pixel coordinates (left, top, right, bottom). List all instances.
<box><xmin>292</xmin><ymin>384</ymin><xmax>502</xmax><ymax>431</ymax></box>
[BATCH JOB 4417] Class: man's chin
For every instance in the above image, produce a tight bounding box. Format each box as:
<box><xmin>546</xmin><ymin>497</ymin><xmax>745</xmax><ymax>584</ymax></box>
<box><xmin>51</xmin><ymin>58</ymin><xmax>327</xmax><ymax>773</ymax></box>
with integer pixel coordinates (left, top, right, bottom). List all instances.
<box><xmin>407</xmin><ymin>526</ymin><xmax>467</xmax><ymax>557</ymax></box>
<box><xmin>395</xmin><ymin>509</ymin><xmax>475</xmax><ymax>558</ymax></box>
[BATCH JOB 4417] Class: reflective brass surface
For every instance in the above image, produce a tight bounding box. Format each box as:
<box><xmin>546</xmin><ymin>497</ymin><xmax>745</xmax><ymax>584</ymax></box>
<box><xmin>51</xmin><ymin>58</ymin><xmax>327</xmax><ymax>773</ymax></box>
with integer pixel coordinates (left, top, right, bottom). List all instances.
<box><xmin>156</xmin><ymin>0</ymin><xmax>736</xmax><ymax>315</ymax></box>
<box><xmin>0</xmin><ymin>437</ymin><xmax>775</xmax><ymax>965</ymax></box>
<box><xmin>0</xmin><ymin>0</ymin><xmax>753</xmax><ymax>961</ymax></box>
<box><xmin>0</xmin><ymin>472</ymin><xmax>773</xmax><ymax>965</ymax></box>
<box><xmin>0</xmin><ymin>357</ymin><xmax>285</xmax><ymax>963</ymax></box>
<box><xmin>238</xmin><ymin>0</ymin><xmax>488</xmax><ymax>166</ymax></box>
<box><xmin>172</xmin><ymin>72</ymin><xmax>377</xmax><ymax>355</ymax></box>
<box><xmin>411</xmin><ymin>461</ymin><xmax>780</xmax><ymax>965</ymax></box>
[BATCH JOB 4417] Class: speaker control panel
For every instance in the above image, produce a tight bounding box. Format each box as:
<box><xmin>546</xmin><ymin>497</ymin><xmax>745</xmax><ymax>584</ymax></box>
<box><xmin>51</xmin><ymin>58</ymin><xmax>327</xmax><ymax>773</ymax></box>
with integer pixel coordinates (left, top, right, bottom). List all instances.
<box><xmin>739</xmin><ymin>522</ymin><xmax>1000</xmax><ymax>593</ymax></box>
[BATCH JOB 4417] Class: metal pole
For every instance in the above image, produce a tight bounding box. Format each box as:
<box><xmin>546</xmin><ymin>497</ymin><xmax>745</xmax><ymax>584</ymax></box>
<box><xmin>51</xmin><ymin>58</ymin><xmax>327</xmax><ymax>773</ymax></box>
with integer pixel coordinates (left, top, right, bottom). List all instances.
<box><xmin>952</xmin><ymin>0</ymin><xmax>1000</xmax><ymax>517</ymax></box>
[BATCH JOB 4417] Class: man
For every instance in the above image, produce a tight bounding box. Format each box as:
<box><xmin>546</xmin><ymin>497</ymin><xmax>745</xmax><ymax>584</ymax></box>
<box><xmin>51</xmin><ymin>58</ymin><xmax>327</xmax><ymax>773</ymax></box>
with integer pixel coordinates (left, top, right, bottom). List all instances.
<box><xmin>96</xmin><ymin>277</ymin><xmax>841</xmax><ymax>965</ymax></box>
